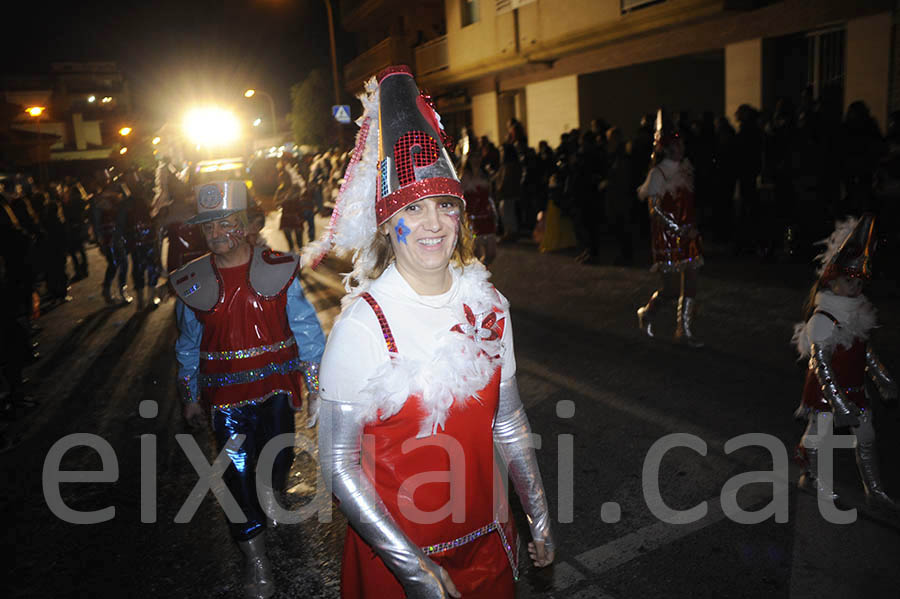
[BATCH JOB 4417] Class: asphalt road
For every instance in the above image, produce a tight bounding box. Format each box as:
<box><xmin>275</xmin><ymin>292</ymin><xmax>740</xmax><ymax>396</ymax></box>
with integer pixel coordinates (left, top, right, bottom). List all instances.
<box><xmin>4</xmin><ymin>212</ymin><xmax>900</xmax><ymax>599</ymax></box>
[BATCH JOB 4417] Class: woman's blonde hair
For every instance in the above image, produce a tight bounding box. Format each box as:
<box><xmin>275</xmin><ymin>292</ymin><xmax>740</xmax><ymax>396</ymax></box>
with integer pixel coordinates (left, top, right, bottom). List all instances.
<box><xmin>363</xmin><ymin>197</ymin><xmax>476</xmax><ymax>281</ymax></box>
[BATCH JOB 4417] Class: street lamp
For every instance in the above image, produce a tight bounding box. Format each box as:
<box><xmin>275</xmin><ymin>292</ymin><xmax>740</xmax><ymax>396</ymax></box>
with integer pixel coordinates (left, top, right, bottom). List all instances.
<box><xmin>25</xmin><ymin>106</ymin><xmax>47</xmax><ymax>183</ymax></box>
<box><xmin>243</xmin><ymin>88</ymin><xmax>277</xmax><ymax>136</ymax></box>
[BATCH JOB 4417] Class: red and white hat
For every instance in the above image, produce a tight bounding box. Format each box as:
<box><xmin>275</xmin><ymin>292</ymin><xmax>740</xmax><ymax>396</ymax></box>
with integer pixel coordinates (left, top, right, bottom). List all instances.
<box><xmin>304</xmin><ymin>65</ymin><xmax>462</xmax><ymax>275</ymax></box>
<box><xmin>815</xmin><ymin>213</ymin><xmax>877</xmax><ymax>285</ymax></box>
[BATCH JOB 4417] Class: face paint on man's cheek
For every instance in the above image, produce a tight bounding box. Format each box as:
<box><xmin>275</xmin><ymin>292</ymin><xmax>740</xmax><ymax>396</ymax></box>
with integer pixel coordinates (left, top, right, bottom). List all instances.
<box><xmin>395</xmin><ymin>218</ymin><xmax>411</xmax><ymax>245</ymax></box>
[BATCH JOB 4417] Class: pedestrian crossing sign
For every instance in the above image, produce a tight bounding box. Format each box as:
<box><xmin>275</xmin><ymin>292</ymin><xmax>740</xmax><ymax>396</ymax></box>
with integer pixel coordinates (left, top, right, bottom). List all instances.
<box><xmin>332</xmin><ymin>105</ymin><xmax>351</xmax><ymax>124</ymax></box>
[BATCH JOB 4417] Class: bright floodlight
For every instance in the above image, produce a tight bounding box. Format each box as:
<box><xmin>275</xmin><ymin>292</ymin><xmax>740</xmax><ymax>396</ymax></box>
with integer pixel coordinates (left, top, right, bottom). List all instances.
<box><xmin>253</xmin><ymin>118</ymin><xmax>262</xmax><ymax>127</ymax></box>
<box><xmin>26</xmin><ymin>106</ymin><xmax>45</xmax><ymax>117</ymax></box>
<box><xmin>152</xmin><ymin>136</ymin><xmax>161</xmax><ymax>145</ymax></box>
<box><xmin>244</xmin><ymin>89</ymin><xmax>255</xmax><ymax>98</ymax></box>
<box><xmin>183</xmin><ymin>107</ymin><xmax>241</xmax><ymax>146</ymax></box>
<box><xmin>118</xmin><ymin>127</ymin><xmax>132</xmax><ymax>136</ymax></box>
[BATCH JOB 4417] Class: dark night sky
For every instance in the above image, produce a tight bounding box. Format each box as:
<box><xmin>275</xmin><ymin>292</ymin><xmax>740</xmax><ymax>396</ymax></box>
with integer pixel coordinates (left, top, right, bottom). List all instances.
<box><xmin>0</xmin><ymin>0</ymin><xmax>351</xmax><ymax>123</ymax></box>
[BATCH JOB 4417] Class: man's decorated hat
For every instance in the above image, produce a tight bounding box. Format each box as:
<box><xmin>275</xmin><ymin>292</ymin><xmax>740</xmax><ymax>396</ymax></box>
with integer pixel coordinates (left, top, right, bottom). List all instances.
<box><xmin>186</xmin><ymin>180</ymin><xmax>248</xmax><ymax>225</ymax></box>
<box><xmin>815</xmin><ymin>213</ymin><xmax>877</xmax><ymax>284</ymax></box>
<box><xmin>304</xmin><ymin>65</ymin><xmax>462</xmax><ymax>280</ymax></box>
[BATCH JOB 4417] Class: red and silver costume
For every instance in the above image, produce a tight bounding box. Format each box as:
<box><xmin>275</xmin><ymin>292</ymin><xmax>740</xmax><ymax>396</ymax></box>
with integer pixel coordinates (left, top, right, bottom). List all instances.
<box><xmin>172</xmin><ymin>180</ymin><xmax>325</xmax><ymax>599</ymax></box>
<box><xmin>306</xmin><ymin>66</ymin><xmax>553</xmax><ymax>598</ymax></box>
<box><xmin>636</xmin><ymin>112</ymin><xmax>704</xmax><ymax>347</ymax></box>
<box><xmin>637</xmin><ymin>158</ymin><xmax>703</xmax><ymax>273</ymax></box>
<box><xmin>793</xmin><ymin>214</ymin><xmax>897</xmax><ymax>507</ymax></box>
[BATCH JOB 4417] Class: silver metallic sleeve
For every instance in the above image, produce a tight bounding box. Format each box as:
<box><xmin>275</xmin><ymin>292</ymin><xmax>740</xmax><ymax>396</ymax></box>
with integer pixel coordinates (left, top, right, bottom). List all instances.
<box><xmin>318</xmin><ymin>398</ymin><xmax>450</xmax><ymax>598</ymax></box>
<box><xmin>650</xmin><ymin>197</ymin><xmax>688</xmax><ymax>236</ymax></box>
<box><xmin>810</xmin><ymin>343</ymin><xmax>861</xmax><ymax>428</ymax></box>
<box><xmin>493</xmin><ymin>376</ymin><xmax>554</xmax><ymax>552</ymax></box>
<box><xmin>866</xmin><ymin>344</ymin><xmax>898</xmax><ymax>401</ymax></box>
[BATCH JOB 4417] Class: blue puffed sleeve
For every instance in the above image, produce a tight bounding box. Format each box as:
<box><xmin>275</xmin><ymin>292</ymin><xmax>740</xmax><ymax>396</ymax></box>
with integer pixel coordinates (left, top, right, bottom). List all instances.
<box><xmin>286</xmin><ymin>277</ymin><xmax>326</xmax><ymax>397</ymax></box>
<box><xmin>286</xmin><ymin>277</ymin><xmax>325</xmax><ymax>362</ymax></box>
<box><xmin>174</xmin><ymin>300</ymin><xmax>203</xmax><ymax>403</ymax></box>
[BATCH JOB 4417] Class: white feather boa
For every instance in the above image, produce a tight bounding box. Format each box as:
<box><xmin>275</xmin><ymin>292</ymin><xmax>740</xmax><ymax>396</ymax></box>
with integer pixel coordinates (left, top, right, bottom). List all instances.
<box><xmin>358</xmin><ymin>262</ymin><xmax>507</xmax><ymax>437</ymax></box>
<box><xmin>656</xmin><ymin>158</ymin><xmax>694</xmax><ymax>196</ymax></box>
<box><xmin>792</xmin><ymin>291</ymin><xmax>877</xmax><ymax>358</ymax></box>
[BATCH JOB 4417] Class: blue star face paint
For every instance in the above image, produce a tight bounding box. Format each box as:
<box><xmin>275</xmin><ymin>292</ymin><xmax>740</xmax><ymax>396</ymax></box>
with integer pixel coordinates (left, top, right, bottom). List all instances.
<box><xmin>395</xmin><ymin>218</ymin><xmax>411</xmax><ymax>245</ymax></box>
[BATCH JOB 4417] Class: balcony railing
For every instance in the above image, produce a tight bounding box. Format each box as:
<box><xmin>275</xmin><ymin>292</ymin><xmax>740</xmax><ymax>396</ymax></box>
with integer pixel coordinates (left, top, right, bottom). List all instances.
<box><xmin>414</xmin><ymin>35</ymin><xmax>448</xmax><ymax>78</ymax></box>
<box><xmin>343</xmin><ymin>36</ymin><xmax>412</xmax><ymax>93</ymax></box>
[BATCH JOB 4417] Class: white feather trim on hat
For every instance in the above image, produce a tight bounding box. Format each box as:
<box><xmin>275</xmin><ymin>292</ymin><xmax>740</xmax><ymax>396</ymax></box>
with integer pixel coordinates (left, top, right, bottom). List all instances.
<box><xmin>302</xmin><ymin>76</ymin><xmax>380</xmax><ymax>281</ymax></box>
<box><xmin>813</xmin><ymin>216</ymin><xmax>858</xmax><ymax>278</ymax></box>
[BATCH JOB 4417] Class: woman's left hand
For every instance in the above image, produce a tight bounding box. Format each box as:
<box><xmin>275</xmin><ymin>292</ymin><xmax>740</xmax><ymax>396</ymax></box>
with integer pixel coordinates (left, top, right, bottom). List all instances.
<box><xmin>528</xmin><ymin>539</ymin><xmax>555</xmax><ymax>568</ymax></box>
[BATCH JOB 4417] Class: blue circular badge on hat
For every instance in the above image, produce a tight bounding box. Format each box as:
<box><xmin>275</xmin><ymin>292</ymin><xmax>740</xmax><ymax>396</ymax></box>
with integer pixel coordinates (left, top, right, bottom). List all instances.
<box><xmin>198</xmin><ymin>184</ymin><xmax>222</xmax><ymax>209</ymax></box>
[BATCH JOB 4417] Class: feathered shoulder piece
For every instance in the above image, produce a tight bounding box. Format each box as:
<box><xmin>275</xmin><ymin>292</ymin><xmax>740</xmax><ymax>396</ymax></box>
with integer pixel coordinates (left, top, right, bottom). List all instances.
<box><xmin>791</xmin><ymin>291</ymin><xmax>877</xmax><ymax>357</ymax></box>
<box><xmin>655</xmin><ymin>158</ymin><xmax>694</xmax><ymax>195</ymax></box>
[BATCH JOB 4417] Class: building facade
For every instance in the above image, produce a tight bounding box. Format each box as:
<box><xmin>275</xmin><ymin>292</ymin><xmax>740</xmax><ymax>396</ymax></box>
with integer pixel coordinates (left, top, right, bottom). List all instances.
<box><xmin>341</xmin><ymin>0</ymin><xmax>897</xmax><ymax>147</ymax></box>
<box><xmin>2</xmin><ymin>62</ymin><xmax>133</xmax><ymax>166</ymax></box>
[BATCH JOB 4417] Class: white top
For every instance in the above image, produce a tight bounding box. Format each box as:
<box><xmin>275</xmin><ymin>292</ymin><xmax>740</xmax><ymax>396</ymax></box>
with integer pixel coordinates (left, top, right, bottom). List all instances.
<box><xmin>637</xmin><ymin>158</ymin><xmax>693</xmax><ymax>200</ymax></box>
<box><xmin>792</xmin><ymin>290</ymin><xmax>877</xmax><ymax>357</ymax></box>
<box><xmin>319</xmin><ymin>262</ymin><xmax>516</xmax><ymax>436</ymax></box>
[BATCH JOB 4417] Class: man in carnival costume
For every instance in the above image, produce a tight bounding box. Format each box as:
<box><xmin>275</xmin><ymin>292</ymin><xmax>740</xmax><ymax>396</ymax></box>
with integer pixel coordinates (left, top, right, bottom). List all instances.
<box><xmin>636</xmin><ymin>110</ymin><xmax>704</xmax><ymax>347</ymax></box>
<box><xmin>307</xmin><ymin>66</ymin><xmax>555</xmax><ymax>598</ymax></box>
<box><xmin>171</xmin><ymin>180</ymin><xmax>325</xmax><ymax>599</ymax></box>
<box><xmin>793</xmin><ymin>214</ymin><xmax>897</xmax><ymax>509</ymax></box>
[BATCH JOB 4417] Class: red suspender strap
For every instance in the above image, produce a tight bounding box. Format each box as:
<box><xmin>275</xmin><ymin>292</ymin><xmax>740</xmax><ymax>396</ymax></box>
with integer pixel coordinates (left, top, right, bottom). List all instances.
<box><xmin>814</xmin><ymin>310</ymin><xmax>840</xmax><ymax>326</ymax></box>
<box><xmin>361</xmin><ymin>292</ymin><xmax>399</xmax><ymax>354</ymax></box>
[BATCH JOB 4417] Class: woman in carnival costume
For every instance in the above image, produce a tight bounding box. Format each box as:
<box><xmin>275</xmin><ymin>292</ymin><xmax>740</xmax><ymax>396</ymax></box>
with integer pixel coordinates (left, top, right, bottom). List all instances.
<box><xmin>792</xmin><ymin>214</ymin><xmax>897</xmax><ymax>508</ymax></box>
<box><xmin>306</xmin><ymin>65</ymin><xmax>555</xmax><ymax>598</ymax></box>
<box><xmin>636</xmin><ymin>110</ymin><xmax>704</xmax><ymax>347</ymax></box>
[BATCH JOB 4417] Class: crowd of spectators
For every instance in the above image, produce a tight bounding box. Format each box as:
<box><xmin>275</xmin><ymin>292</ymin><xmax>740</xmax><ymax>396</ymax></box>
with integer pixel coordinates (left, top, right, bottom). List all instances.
<box><xmin>456</xmin><ymin>89</ymin><xmax>900</xmax><ymax>274</ymax></box>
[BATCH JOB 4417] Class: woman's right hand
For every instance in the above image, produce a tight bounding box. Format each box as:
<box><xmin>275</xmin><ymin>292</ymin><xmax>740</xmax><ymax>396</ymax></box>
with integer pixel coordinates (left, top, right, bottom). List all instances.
<box><xmin>404</xmin><ymin>558</ymin><xmax>461</xmax><ymax>598</ymax></box>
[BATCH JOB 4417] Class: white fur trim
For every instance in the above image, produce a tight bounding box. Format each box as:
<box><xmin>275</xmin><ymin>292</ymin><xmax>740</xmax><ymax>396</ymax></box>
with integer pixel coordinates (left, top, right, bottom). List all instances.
<box><xmin>657</xmin><ymin>158</ymin><xmax>694</xmax><ymax>196</ymax></box>
<box><xmin>791</xmin><ymin>291</ymin><xmax>877</xmax><ymax>357</ymax></box>
<box><xmin>358</xmin><ymin>262</ymin><xmax>507</xmax><ymax>437</ymax></box>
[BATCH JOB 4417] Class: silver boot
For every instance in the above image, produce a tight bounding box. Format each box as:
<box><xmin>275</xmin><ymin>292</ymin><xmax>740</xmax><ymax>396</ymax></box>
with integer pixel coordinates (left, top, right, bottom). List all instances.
<box><xmin>238</xmin><ymin>533</ymin><xmax>275</xmax><ymax>599</ymax></box>
<box><xmin>675</xmin><ymin>296</ymin><xmax>704</xmax><ymax>348</ymax></box>
<box><xmin>856</xmin><ymin>442</ymin><xmax>897</xmax><ymax>509</ymax></box>
<box><xmin>797</xmin><ymin>446</ymin><xmax>839</xmax><ymax>503</ymax></box>
<box><xmin>637</xmin><ymin>291</ymin><xmax>665</xmax><ymax>338</ymax></box>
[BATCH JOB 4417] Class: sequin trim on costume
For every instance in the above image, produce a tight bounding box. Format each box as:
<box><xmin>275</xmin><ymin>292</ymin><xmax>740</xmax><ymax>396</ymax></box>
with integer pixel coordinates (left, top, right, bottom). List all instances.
<box><xmin>301</xmin><ymin>361</ymin><xmax>320</xmax><ymax>394</ymax></box>
<box><xmin>210</xmin><ymin>389</ymin><xmax>294</xmax><ymax>411</ymax></box>
<box><xmin>200</xmin><ymin>337</ymin><xmax>296</xmax><ymax>360</ymax></box>
<box><xmin>361</xmin><ymin>292</ymin><xmax>398</xmax><ymax>353</ymax></box>
<box><xmin>199</xmin><ymin>357</ymin><xmax>303</xmax><ymax>388</ymax></box>
<box><xmin>420</xmin><ymin>520</ymin><xmax>519</xmax><ymax>581</ymax></box>
<box><xmin>178</xmin><ymin>375</ymin><xmax>198</xmax><ymax>403</ymax></box>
